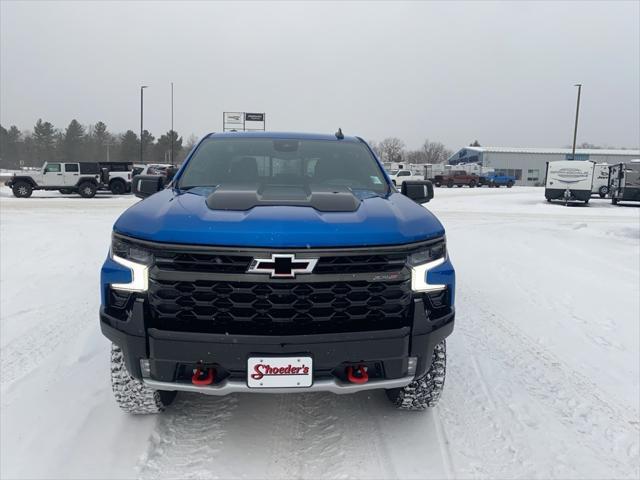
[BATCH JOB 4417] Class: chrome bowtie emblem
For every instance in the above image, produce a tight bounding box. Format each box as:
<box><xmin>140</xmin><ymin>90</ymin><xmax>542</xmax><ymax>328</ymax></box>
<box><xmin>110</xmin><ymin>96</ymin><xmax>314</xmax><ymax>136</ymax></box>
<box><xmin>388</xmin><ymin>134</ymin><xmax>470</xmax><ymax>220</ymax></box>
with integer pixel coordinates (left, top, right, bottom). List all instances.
<box><xmin>247</xmin><ymin>254</ymin><xmax>318</xmax><ymax>278</ymax></box>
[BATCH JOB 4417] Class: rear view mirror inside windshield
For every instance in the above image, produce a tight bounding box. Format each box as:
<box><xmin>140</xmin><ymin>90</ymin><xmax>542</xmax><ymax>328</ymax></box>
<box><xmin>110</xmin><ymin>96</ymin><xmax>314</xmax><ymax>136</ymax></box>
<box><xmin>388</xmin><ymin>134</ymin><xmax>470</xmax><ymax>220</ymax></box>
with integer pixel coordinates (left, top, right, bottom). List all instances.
<box><xmin>273</xmin><ymin>140</ymin><xmax>299</xmax><ymax>152</ymax></box>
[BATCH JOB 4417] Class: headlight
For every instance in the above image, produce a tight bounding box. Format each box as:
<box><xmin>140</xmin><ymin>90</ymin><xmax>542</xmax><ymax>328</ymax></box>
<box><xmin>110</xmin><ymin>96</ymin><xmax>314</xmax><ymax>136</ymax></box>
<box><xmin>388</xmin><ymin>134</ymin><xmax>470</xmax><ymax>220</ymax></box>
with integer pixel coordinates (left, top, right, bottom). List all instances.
<box><xmin>407</xmin><ymin>240</ymin><xmax>446</xmax><ymax>266</ymax></box>
<box><xmin>111</xmin><ymin>236</ymin><xmax>153</xmax><ymax>265</ymax></box>
<box><xmin>110</xmin><ymin>236</ymin><xmax>151</xmax><ymax>292</ymax></box>
<box><xmin>409</xmin><ymin>240</ymin><xmax>447</xmax><ymax>292</ymax></box>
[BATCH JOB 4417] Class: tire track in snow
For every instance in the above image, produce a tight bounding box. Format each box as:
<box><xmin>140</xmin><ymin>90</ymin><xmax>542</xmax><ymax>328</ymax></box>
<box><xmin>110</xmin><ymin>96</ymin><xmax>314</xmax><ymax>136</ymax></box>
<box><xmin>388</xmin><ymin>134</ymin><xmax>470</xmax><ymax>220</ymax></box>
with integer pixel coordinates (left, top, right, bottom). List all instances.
<box><xmin>137</xmin><ymin>394</ymin><xmax>238</xmax><ymax>480</ymax></box>
<box><xmin>442</xmin><ymin>284</ymin><xmax>639</xmax><ymax>478</ymax></box>
<box><xmin>433</xmin><ymin>408</ymin><xmax>455</xmax><ymax>479</ymax></box>
<box><xmin>263</xmin><ymin>392</ymin><xmax>398</xmax><ymax>479</ymax></box>
<box><xmin>0</xmin><ymin>303</ymin><xmax>92</xmax><ymax>390</ymax></box>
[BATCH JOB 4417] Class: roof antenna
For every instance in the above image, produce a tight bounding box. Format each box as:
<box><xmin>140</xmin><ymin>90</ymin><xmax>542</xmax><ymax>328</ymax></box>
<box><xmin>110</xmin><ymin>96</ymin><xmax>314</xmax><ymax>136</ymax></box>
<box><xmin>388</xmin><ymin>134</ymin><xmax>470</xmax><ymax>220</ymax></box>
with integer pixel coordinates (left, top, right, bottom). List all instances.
<box><xmin>335</xmin><ymin>128</ymin><xmax>344</xmax><ymax>140</ymax></box>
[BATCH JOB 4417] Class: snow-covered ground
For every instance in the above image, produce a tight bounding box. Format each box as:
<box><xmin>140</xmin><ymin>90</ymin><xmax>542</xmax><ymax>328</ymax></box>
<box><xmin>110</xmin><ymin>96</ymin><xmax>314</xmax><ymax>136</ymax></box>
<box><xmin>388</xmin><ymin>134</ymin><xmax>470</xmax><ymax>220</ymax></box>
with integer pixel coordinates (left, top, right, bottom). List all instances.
<box><xmin>1</xmin><ymin>186</ymin><xmax>638</xmax><ymax>479</ymax></box>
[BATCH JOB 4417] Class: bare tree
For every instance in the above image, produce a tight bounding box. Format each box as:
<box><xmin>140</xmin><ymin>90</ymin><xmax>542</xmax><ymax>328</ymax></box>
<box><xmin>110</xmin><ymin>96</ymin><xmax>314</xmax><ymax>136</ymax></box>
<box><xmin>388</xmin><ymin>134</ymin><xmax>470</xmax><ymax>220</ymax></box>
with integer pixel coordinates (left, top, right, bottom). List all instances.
<box><xmin>422</xmin><ymin>139</ymin><xmax>452</xmax><ymax>164</ymax></box>
<box><xmin>405</xmin><ymin>149</ymin><xmax>427</xmax><ymax>164</ymax></box>
<box><xmin>378</xmin><ymin>137</ymin><xmax>405</xmax><ymax>162</ymax></box>
<box><xmin>367</xmin><ymin>139</ymin><xmax>380</xmax><ymax>157</ymax></box>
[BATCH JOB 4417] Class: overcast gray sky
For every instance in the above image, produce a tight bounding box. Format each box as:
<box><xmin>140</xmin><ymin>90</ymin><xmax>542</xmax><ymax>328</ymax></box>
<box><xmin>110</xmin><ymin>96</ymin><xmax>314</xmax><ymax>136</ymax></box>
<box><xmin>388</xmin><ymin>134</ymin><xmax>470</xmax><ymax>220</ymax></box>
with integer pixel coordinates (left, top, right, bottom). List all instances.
<box><xmin>1</xmin><ymin>0</ymin><xmax>639</xmax><ymax>150</ymax></box>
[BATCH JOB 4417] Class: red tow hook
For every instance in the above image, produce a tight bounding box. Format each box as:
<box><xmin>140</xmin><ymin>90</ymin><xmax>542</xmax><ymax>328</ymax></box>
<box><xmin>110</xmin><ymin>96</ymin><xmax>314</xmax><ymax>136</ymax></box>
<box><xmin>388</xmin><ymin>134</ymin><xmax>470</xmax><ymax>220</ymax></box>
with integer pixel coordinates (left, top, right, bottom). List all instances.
<box><xmin>192</xmin><ymin>367</ymin><xmax>216</xmax><ymax>386</ymax></box>
<box><xmin>346</xmin><ymin>365</ymin><xmax>369</xmax><ymax>384</ymax></box>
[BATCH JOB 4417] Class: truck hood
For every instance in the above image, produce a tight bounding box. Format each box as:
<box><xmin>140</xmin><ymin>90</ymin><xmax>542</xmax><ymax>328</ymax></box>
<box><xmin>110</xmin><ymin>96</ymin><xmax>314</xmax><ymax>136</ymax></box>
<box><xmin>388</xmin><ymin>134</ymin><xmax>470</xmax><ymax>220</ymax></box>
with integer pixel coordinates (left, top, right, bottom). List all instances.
<box><xmin>113</xmin><ymin>188</ymin><xmax>445</xmax><ymax>248</ymax></box>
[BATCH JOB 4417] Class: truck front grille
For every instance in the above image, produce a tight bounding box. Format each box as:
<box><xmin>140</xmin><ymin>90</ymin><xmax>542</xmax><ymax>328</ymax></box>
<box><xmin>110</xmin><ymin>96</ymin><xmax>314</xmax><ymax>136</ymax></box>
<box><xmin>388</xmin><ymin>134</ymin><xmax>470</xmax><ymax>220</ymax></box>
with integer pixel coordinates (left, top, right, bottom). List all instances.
<box><xmin>148</xmin><ymin>278</ymin><xmax>412</xmax><ymax>335</ymax></box>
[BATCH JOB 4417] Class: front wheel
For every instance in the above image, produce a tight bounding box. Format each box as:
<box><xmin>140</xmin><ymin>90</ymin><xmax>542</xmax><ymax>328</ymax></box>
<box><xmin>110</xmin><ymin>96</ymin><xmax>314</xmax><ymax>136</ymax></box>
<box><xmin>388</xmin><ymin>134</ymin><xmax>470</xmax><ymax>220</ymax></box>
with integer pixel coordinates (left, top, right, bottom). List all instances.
<box><xmin>386</xmin><ymin>340</ymin><xmax>446</xmax><ymax>410</ymax></box>
<box><xmin>110</xmin><ymin>344</ymin><xmax>176</xmax><ymax>414</ymax></box>
<box><xmin>469</xmin><ymin>180</ymin><xmax>476</xmax><ymax>188</ymax></box>
<box><xmin>12</xmin><ymin>181</ymin><xmax>33</xmax><ymax>198</ymax></box>
<box><xmin>506</xmin><ymin>181</ymin><xmax>514</xmax><ymax>188</ymax></box>
<box><xmin>78</xmin><ymin>182</ymin><xmax>97</xmax><ymax>198</ymax></box>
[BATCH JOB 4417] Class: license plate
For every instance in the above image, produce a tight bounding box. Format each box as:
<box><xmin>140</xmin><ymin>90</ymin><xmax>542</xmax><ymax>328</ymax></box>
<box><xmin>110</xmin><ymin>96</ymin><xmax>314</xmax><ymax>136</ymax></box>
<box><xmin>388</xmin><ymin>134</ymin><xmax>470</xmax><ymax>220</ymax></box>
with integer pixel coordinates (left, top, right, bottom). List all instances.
<box><xmin>247</xmin><ymin>356</ymin><xmax>313</xmax><ymax>388</ymax></box>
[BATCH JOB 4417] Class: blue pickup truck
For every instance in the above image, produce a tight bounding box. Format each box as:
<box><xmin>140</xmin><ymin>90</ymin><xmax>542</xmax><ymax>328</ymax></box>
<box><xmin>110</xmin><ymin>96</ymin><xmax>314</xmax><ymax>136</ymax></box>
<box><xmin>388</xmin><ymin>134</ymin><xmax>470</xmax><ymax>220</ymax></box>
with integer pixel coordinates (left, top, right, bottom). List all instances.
<box><xmin>100</xmin><ymin>131</ymin><xmax>455</xmax><ymax>414</ymax></box>
<box><xmin>481</xmin><ymin>172</ymin><xmax>516</xmax><ymax>188</ymax></box>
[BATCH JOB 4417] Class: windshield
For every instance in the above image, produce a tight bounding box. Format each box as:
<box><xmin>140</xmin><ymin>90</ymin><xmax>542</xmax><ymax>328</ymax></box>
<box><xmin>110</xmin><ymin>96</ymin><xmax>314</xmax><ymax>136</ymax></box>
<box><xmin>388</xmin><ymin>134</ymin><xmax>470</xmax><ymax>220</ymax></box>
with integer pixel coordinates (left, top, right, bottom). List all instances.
<box><xmin>178</xmin><ymin>138</ymin><xmax>388</xmax><ymax>194</ymax></box>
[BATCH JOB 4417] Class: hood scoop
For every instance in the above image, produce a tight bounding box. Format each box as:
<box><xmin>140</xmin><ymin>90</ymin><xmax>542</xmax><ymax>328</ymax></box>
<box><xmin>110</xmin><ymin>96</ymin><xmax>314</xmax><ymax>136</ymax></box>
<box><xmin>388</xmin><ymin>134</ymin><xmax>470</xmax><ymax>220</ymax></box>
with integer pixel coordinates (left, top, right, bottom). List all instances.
<box><xmin>205</xmin><ymin>185</ymin><xmax>361</xmax><ymax>212</ymax></box>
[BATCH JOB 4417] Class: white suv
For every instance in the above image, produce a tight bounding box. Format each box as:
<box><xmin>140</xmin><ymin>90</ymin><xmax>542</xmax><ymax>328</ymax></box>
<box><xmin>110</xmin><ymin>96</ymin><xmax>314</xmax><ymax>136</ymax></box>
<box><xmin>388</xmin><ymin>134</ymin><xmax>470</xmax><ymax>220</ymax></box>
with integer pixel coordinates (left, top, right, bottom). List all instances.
<box><xmin>5</xmin><ymin>162</ymin><xmax>103</xmax><ymax>198</ymax></box>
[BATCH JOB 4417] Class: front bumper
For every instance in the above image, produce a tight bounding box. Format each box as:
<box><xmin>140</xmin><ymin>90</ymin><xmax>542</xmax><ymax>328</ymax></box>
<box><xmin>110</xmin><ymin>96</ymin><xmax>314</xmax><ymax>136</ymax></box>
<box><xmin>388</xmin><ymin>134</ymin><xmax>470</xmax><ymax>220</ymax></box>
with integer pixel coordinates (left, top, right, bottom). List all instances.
<box><xmin>100</xmin><ymin>297</ymin><xmax>454</xmax><ymax>395</ymax></box>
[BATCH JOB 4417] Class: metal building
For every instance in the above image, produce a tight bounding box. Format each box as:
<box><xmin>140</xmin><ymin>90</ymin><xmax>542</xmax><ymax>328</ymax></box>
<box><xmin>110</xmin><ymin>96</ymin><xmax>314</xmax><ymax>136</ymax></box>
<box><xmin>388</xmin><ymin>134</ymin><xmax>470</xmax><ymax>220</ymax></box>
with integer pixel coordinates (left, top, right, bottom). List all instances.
<box><xmin>447</xmin><ymin>147</ymin><xmax>640</xmax><ymax>186</ymax></box>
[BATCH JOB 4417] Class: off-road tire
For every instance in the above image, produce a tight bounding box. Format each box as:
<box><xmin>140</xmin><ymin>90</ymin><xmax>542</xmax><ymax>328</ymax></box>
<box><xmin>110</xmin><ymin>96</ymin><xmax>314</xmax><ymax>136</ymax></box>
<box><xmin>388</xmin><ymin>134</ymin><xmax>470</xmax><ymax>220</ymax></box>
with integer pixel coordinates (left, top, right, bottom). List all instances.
<box><xmin>386</xmin><ymin>340</ymin><xmax>446</xmax><ymax>410</ymax></box>
<box><xmin>447</xmin><ymin>180</ymin><xmax>454</xmax><ymax>188</ymax></box>
<box><xmin>110</xmin><ymin>344</ymin><xmax>176</xmax><ymax>414</ymax></box>
<box><xmin>110</xmin><ymin>180</ymin><xmax>126</xmax><ymax>195</ymax></box>
<box><xmin>507</xmin><ymin>181</ymin><xmax>514</xmax><ymax>188</ymax></box>
<box><xmin>78</xmin><ymin>181</ymin><xmax>97</xmax><ymax>198</ymax></box>
<box><xmin>435</xmin><ymin>182</ymin><xmax>441</xmax><ymax>188</ymax></box>
<box><xmin>598</xmin><ymin>186</ymin><xmax>608</xmax><ymax>198</ymax></box>
<box><xmin>469</xmin><ymin>180</ymin><xmax>476</xmax><ymax>188</ymax></box>
<box><xmin>59</xmin><ymin>188</ymin><xmax>73</xmax><ymax>194</ymax></box>
<box><xmin>12</xmin><ymin>181</ymin><xmax>33</xmax><ymax>198</ymax></box>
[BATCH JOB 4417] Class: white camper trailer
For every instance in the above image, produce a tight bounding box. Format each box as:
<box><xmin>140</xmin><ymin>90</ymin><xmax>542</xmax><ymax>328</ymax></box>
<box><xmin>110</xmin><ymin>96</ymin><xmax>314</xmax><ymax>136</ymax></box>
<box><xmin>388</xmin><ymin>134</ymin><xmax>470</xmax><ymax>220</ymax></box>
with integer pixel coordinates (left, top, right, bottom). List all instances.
<box><xmin>545</xmin><ymin>160</ymin><xmax>594</xmax><ymax>204</ymax></box>
<box><xmin>424</xmin><ymin>163</ymin><xmax>452</xmax><ymax>180</ymax></box>
<box><xmin>591</xmin><ymin>163</ymin><xmax>610</xmax><ymax>198</ymax></box>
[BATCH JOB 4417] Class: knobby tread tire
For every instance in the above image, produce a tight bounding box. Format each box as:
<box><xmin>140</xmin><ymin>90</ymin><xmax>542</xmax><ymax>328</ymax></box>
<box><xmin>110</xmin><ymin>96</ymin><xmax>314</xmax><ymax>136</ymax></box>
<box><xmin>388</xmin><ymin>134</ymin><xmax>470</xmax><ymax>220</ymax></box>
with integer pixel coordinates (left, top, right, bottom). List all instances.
<box><xmin>110</xmin><ymin>344</ymin><xmax>165</xmax><ymax>414</ymax></box>
<box><xmin>387</xmin><ymin>340</ymin><xmax>446</xmax><ymax>410</ymax></box>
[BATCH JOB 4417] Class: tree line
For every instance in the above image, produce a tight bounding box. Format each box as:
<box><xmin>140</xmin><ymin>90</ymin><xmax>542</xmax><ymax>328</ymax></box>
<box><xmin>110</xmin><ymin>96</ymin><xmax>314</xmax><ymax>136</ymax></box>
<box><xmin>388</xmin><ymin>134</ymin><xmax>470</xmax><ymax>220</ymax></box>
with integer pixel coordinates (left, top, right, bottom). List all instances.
<box><xmin>0</xmin><ymin>119</ymin><xmax>198</xmax><ymax>170</ymax></box>
<box><xmin>368</xmin><ymin>137</ymin><xmax>455</xmax><ymax>165</ymax></box>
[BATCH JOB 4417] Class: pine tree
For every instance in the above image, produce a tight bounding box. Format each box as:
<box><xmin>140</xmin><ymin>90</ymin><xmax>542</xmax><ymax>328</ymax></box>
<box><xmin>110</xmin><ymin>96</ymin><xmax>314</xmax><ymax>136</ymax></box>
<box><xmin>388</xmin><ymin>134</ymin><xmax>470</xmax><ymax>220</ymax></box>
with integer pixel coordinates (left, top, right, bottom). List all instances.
<box><xmin>119</xmin><ymin>130</ymin><xmax>139</xmax><ymax>162</ymax></box>
<box><xmin>154</xmin><ymin>130</ymin><xmax>183</xmax><ymax>164</ymax></box>
<box><xmin>141</xmin><ymin>129</ymin><xmax>155</xmax><ymax>163</ymax></box>
<box><xmin>0</xmin><ymin>125</ymin><xmax>23</xmax><ymax>169</ymax></box>
<box><xmin>33</xmin><ymin>119</ymin><xmax>56</xmax><ymax>163</ymax></box>
<box><xmin>63</xmin><ymin>119</ymin><xmax>86</xmax><ymax>162</ymax></box>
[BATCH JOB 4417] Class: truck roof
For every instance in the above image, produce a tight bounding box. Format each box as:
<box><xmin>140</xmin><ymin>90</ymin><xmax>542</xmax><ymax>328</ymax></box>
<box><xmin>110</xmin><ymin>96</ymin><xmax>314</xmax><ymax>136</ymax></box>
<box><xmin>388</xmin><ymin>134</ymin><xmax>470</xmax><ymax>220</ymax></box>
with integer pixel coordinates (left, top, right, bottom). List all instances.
<box><xmin>206</xmin><ymin>131</ymin><xmax>362</xmax><ymax>143</ymax></box>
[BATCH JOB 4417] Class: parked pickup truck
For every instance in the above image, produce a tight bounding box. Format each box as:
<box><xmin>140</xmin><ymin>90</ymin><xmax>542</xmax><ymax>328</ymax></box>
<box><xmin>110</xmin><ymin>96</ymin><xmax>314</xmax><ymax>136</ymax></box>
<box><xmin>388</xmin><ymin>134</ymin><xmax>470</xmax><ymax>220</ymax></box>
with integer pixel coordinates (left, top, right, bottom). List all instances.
<box><xmin>102</xmin><ymin>131</ymin><xmax>455</xmax><ymax>414</ymax></box>
<box><xmin>389</xmin><ymin>169</ymin><xmax>424</xmax><ymax>187</ymax></box>
<box><xmin>480</xmin><ymin>172</ymin><xmax>515</xmax><ymax>188</ymax></box>
<box><xmin>433</xmin><ymin>170</ymin><xmax>480</xmax><ymax>188</ymax></box>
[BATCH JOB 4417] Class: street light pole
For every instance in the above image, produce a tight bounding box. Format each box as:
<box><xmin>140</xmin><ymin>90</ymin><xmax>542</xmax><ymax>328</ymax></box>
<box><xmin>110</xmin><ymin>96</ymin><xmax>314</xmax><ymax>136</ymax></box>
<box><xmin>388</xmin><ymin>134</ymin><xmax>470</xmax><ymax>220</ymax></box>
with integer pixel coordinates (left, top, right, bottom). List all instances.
<box><xmin>170</xmin><ymin>82</ymin><xmax>174</xmax><ymax>166</ymax></box>
<box><xmin>571</xmin><ymin>83</ymin><xmax>582</xmax><ymax>160</ymax></box>
<box><xmin>140</xmin><ymin>85</ymin><xmax>148</xmax><ymax>164</ymax></box>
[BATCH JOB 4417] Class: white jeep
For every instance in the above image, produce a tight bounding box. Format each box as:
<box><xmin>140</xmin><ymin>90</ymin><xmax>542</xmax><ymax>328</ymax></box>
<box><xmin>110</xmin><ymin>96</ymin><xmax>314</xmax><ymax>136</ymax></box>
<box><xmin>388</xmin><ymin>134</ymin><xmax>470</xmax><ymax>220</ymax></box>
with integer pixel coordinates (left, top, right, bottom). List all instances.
<box><xmin>5</xmin><ymin>162</ymin><xmax>103</xmax><ymax>198</ymax></box>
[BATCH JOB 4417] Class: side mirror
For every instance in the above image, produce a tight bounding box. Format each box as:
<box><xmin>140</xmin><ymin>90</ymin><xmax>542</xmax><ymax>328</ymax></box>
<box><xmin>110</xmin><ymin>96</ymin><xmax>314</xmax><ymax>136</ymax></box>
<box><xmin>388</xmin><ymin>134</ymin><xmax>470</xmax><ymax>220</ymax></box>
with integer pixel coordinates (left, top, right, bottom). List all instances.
<box><xmin>132</xmin><ymin>174</ymin><xmax>166</xmax><ymax>199</ymax></box>
<box><xmin>401</xmin><ymin>180</ymin><xmax>434</xmax><ymax>203</ymax></box>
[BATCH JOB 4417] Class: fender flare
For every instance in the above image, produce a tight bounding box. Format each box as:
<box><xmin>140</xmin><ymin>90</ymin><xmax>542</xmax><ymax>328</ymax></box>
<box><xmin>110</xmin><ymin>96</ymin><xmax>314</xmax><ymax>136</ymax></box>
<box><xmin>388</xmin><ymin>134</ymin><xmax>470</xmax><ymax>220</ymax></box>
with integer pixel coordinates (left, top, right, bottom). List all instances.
<box><xmin>75</xmin><ymin>176</ymin><xmax>99</xmax><ymax>187</ymax></box>
<box><xmin>9</xmin><ymin>176</ymin><xmax>38</xmax><ymax>188</ymax></box>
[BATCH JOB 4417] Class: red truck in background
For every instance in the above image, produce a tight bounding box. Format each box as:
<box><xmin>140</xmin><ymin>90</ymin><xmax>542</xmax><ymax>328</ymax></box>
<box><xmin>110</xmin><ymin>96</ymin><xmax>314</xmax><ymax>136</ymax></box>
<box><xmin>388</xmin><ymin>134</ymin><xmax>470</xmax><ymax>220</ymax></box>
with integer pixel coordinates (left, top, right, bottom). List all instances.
<box><xmin>433</xmin><ymin>170</ymin><xmax>480</xmax><ymax>188</ymax></box>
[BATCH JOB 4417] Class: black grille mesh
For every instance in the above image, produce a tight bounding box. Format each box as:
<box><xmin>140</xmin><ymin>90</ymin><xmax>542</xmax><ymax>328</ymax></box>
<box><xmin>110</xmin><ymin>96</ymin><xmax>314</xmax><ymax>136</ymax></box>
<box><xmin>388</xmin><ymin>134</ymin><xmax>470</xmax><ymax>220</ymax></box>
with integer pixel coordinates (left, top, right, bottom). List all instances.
<box><xmin>148</xmin><ymin>278</ymin><xmax>412</xmax><ymax>335</ymax></box>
